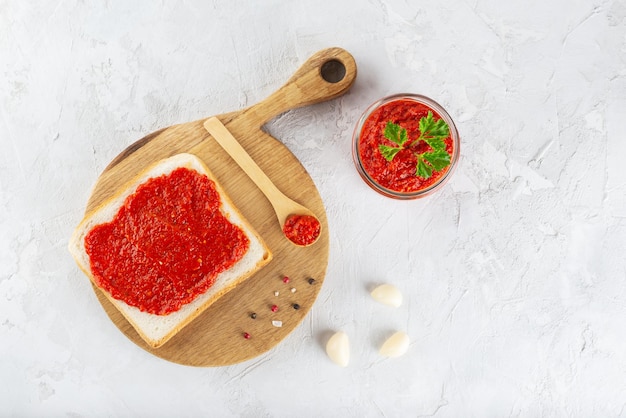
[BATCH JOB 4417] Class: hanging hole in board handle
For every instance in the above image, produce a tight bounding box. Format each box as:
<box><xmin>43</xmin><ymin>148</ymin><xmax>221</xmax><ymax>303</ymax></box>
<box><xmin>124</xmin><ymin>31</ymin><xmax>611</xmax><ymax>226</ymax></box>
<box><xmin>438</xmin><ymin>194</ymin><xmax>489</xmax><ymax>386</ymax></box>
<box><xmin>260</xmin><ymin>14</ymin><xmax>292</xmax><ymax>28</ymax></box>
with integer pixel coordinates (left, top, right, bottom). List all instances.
<box><xmin>245</xmin><ymin>48</ymin><xmax>357</xmax><ymax>126</ymax></box>
<box><xmin>321</xmin><ymin>59</ymin><xmax>347</xmax><ymax>83</ymax></box>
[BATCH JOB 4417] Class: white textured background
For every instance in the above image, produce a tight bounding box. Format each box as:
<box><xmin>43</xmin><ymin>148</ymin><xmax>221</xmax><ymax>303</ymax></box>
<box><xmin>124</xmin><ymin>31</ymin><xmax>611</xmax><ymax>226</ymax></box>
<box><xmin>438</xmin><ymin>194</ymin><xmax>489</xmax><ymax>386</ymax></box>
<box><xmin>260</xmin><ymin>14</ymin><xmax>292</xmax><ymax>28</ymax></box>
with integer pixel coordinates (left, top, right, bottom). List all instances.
<box><xmin>2</xmin><ymin>0</ymin><xmax>626</xmax><ymax>416</ymax></box>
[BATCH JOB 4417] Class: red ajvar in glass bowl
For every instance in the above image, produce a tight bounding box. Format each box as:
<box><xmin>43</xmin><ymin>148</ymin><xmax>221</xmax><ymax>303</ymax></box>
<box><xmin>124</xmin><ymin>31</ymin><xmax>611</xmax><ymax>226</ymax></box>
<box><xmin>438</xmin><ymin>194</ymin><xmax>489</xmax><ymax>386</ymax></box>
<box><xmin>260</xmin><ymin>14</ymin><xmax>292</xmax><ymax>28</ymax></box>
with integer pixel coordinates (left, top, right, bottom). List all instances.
<box><xmin>352</xmin><ymin>94</ymin><xmax>460</xmax><ymax>199</ymax></box>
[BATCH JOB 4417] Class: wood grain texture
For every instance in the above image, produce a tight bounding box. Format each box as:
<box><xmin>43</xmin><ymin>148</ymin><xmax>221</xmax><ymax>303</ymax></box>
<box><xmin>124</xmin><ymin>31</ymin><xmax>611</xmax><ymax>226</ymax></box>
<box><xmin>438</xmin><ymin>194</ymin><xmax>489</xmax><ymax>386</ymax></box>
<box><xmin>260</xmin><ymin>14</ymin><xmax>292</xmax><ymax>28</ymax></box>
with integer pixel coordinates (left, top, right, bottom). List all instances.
<box><xmin>83</xmin><ymin>48</ymin><xmax>357</xmax><ymax>366</ymax></box>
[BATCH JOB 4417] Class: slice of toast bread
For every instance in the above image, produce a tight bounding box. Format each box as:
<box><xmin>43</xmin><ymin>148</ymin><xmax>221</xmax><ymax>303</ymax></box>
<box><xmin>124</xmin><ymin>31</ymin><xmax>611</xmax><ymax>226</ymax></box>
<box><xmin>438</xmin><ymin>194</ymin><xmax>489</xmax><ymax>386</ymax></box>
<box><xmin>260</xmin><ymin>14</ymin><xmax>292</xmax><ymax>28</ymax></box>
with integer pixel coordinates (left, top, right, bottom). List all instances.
<box><xmin>69</xmin><ymin>153</ymin><xmax>272</xmax><ymax>348</ymax></box>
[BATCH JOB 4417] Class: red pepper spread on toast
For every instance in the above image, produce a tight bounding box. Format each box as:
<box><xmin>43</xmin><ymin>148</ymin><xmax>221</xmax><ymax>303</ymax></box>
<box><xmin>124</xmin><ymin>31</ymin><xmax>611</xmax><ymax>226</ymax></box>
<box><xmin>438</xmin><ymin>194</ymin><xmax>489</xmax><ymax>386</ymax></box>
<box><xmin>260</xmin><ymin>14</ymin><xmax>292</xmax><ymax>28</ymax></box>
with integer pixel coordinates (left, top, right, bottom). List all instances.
<box><xmin>84</xmin><ymin>167</ymin><xmax>250</xmax><ymax>315</ymax></box>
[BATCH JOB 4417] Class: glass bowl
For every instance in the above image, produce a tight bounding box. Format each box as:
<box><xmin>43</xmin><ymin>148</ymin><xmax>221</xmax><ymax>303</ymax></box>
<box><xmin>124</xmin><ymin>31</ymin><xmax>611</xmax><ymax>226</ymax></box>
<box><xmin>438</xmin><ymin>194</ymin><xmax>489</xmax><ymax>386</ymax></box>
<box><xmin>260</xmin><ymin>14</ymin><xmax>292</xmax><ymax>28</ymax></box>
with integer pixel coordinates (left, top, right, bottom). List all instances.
<box><xmin>352</xmin><ymin>94</ymin><xmax>460</xmax><ymax>199</ymax></box>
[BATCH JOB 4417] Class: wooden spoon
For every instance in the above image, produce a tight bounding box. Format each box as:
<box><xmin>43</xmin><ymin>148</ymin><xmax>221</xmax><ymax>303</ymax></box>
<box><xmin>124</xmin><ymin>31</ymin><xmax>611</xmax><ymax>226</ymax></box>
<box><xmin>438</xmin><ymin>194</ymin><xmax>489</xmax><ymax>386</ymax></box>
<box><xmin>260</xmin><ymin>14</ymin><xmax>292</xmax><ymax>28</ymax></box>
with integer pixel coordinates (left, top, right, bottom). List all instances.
<box><xmin>204</xmin><ymin>117</ymin><xmax>321</xmax><ymax>246</ymax></box>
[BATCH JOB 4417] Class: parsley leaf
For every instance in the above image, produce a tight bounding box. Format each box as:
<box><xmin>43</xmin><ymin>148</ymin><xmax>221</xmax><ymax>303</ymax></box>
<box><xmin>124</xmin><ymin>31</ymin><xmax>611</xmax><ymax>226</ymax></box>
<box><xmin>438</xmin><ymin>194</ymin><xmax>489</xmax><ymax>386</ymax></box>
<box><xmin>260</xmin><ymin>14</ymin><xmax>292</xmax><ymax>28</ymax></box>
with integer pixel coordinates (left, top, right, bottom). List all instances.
<box><xmin>377</xmin><ymin>112</ymin><xmax>452</xmax><ymax>179</ymax></box>
<box><xmin>383</xmin><ymin>121</ymin><xmax>409</xmax><ymax>146</ymax></box>
<box><xmin>379</xmin><ymin>144</ymin><xmax>403</xmax><ymax>161</ymax></box>
<box><xmin>378</xmin><ymin>121</ymin><xmax>410</xmax><ymax>161</ymax></box>
<box><xmin>416</xmin><ymin>155</ymin><xmax>433</xmax><ymax>178</ymax></box>
<box><xmin>423</xmin><ymin>149</ymin><xmax>451</xmax><ymax>171</ymax></box>
<box><xmin>422</xmin><ymin>136</ymin><xmax>447</xmax><ymax>151</ymax></box>
<box><xmin>419</xmin><ymin>112</ymin><xmax>449</xmax><ymax>139</ymax></box>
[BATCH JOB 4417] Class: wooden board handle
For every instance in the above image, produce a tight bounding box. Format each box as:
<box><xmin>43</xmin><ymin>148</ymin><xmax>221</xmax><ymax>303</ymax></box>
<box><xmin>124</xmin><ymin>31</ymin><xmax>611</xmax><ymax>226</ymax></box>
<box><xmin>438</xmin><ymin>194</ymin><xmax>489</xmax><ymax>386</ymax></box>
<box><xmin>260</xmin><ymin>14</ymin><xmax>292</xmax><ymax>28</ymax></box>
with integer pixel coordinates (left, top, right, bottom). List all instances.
<box><xmin>239</xmin><ymin>47</ymin><xmax>357</xmax><ymax>126</ymax></box>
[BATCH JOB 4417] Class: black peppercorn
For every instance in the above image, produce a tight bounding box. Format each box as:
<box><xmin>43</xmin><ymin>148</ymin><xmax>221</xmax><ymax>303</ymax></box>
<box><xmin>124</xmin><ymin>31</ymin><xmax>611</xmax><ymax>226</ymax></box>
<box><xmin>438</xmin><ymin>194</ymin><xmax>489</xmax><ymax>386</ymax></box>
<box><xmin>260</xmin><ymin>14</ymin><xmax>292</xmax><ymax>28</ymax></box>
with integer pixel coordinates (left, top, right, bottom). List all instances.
<box><xmin>293</xmin><ymin>303</ymin><xmax>300</xmax><ymax>310</ymax></box>
<box><xmin>250</xmin><ymin>312</ymin><xmax>257</xmax><ymax>319</ymax></box>
<box><xmin>307</xmin><ymin>278</ymin><xmax>315</xmax><ymax>285</ymax></box>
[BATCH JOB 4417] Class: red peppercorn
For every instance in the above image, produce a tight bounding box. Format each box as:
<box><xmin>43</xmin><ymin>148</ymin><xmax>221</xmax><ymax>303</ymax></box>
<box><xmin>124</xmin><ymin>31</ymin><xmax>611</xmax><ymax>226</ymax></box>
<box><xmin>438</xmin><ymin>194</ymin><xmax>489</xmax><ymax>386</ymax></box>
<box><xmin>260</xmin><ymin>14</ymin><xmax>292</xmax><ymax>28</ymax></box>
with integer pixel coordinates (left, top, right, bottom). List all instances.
<box><xmin>271</xmin><ymin>304</ymin><xmax>279</xmax><ymax>312</ymax></box>
<box><xmin>283</xmin><ymin>276</ymin><xmax>290</xmax><ymax>284</ymax></box>
<box><xmin>243</xmin><ymin>332</ymin><xmax>251</xmax><ymax>339</ymax></box>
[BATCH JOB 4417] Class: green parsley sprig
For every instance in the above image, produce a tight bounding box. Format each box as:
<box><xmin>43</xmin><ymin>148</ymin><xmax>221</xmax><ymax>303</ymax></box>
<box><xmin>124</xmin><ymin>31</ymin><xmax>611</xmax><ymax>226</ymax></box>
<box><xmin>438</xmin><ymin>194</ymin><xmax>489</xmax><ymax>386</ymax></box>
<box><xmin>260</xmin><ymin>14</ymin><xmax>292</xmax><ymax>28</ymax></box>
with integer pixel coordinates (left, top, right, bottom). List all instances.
<box><xmin>378</xmin><ymin>111</ymin><xmax>451</xmax><ymax>179</ymax></box>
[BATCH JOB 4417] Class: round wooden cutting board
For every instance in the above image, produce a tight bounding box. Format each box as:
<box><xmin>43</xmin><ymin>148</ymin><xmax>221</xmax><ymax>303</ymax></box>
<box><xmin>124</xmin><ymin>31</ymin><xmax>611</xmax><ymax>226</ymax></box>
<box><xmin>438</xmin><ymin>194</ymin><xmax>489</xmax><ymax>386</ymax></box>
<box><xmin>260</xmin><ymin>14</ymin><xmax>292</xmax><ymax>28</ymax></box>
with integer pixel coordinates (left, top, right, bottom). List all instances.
<box><xmin>81</xmin><ymin>48</ymin><xmax>357</xmax><ymax>366</ymax></box>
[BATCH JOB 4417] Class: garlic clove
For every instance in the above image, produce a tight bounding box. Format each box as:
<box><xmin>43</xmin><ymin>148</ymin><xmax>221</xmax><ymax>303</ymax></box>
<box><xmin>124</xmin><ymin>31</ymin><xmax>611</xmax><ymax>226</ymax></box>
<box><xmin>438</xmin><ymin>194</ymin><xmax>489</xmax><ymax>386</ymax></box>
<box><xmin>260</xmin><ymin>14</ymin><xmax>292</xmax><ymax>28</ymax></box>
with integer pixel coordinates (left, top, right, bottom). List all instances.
<box><xmin>326</xmin><ymin>331</ymin><xmax>350</xmax><ymax>367</ymax></box>
<box><xmin>379</xmin><ymin>331</ymin><xmax>410</xmax><ymax>358</ymax></box>
<box><xmin>370</xmin><ymin>284</ymin><xmax>403</xmax><ymax>307</ymax></box>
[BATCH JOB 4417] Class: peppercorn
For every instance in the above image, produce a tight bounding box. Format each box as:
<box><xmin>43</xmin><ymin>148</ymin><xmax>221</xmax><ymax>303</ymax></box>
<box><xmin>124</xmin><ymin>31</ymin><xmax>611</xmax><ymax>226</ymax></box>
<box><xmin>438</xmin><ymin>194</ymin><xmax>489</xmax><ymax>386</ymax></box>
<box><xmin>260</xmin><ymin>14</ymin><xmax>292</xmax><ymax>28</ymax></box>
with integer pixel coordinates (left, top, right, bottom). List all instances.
<box><xmin>293</xmin><ymin>303</ymin><xmax>300</xmax><ymax>310</ymax></box>
<box><xmin>307</xmin><ymin>278</ymin><xmax>316</xmax><ymax>285</ymax></box>
<box><xmin>250</xmin><ymin>313</ymin><xmax>257</xmax><ymax>319</ymax></box>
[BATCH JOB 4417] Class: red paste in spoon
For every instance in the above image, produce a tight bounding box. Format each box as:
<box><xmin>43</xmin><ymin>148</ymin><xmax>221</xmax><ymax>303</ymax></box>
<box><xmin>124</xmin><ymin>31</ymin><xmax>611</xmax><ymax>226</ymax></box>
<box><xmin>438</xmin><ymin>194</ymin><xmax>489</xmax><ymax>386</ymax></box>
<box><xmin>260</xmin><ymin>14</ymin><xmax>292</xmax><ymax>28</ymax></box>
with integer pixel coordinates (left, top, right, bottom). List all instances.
<box><xmin>283</xmin><ymin>214</ymin><xmax>321</xmax><ymax>246</ymax></box>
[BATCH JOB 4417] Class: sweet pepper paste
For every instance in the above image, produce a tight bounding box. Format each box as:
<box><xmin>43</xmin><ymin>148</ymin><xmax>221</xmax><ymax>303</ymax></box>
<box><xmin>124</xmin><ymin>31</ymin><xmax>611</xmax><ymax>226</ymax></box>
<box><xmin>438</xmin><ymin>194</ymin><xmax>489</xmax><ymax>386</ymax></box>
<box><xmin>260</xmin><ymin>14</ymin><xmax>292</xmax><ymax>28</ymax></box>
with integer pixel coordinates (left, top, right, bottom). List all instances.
<box><xmin>358</xmin><ymin>99</ymin><xmax>454</xmax><ymax>193</ymax></box>
<box><xmin>283</xmin><ymin>214</ymin><xmax>320</xmax><ymax>246</ymax></box>
<box><xmin>84</xmin><ymin>167</ymin><xmax>250</xmax><ymax>315</ymax></box>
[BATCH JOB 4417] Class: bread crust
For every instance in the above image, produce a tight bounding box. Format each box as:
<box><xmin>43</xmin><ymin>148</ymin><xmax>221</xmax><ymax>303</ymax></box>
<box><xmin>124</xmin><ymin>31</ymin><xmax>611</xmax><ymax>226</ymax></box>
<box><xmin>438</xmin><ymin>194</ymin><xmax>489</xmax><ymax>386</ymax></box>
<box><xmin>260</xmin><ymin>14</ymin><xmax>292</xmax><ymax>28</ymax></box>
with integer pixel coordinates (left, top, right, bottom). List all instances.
<box><xmin>69</xmin><ymin>153</ymin><xmax>272</xmax><ymax>348</ymax></box>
